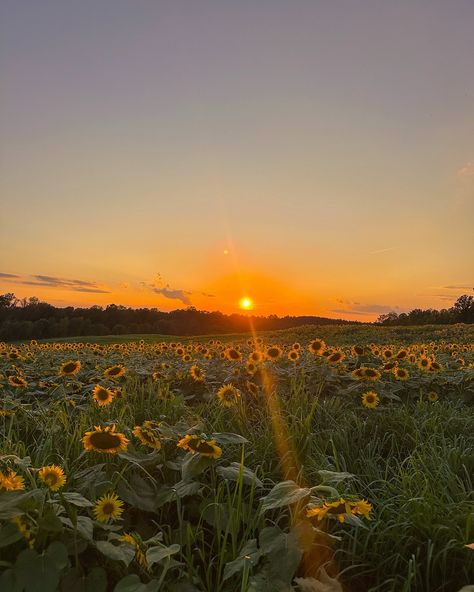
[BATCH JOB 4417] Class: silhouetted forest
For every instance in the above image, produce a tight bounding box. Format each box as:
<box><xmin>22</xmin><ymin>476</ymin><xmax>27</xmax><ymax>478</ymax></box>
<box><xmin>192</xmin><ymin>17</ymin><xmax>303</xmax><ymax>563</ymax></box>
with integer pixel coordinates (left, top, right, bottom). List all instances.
<box><xmin>0</xmin><ymin>293</ymin><xmax>472</xmax><ymax>341</ymax></box>
<box><xmin>376</xmin><ymin>294</ymin><xmax>473</xmax><ymax>325</ymax></box>
<box><xmin>0</xmin><ymin>293</ymin><xmax>357</xmax><ymax>341</ymax></box>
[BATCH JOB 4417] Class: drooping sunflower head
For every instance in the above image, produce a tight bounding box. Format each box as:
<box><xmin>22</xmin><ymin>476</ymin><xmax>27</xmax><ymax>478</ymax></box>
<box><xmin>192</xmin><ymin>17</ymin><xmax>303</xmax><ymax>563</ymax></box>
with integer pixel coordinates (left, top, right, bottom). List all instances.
<box><xmin>245</xmin><ymin>380</ymin><xmax>260</xmax><ymax>396</ymax></box>
<box><xmin>177</xmin><ymin>434</ymin><xmax>222</xmax><ymax>459</ymax></box>
<box><xmin>351</xmin><ymin>368</ymin><xmax>365</xmax><ymax>380</ymax></box>
<box><xmin>216</xmin><ymin>384</ymin><xmax>241</xmax><ymax>407</ymax></box>
<box><xmin>352</xmin><ymin>345</ymin><xmax>365</xmax><ymax>356</ymax></box>
<box><xmin>82</xmin><ymin>425</ymin><xmax>129</xmax><ymax>454</ymax></box>
<box><xmin>327</xmin><ymin>351</ymin><xmax>345</xmax><ymax>364</ymax></box>
<box><xmin>8</xmin><ymin>376</ymin><xmax>27</xmax><ymax>388</ymax></box>
<box><xmin>0</xmin><ymin>469</ymin><xmax>25</xmax><ymax>491</ymax></box>
<box><xmin>190</xmin><ymin>365</ymin><xmax>205</xmax><ymax>382</ymax></box>
<box><xmin>362</xmin><ymin>391</ymin><xmax>380</xmax><ymax>409</ymax></box>
<box><xmin>308</xmin><ymin>339</ymin><xmax>326</xmax><ymax>355</ymax></box>
<box><xmin>59</xmin><ymin>360</ymin><xmax>81</xmax><ymax>376</ymax></box>
<box><xmin>132</xmin><ymin>424</ymin><xmax>161</xmax><ymax>450</ymax></box>
<box><xmin>104</xmin><ymin>365</ymin><xmax>126</xmax><ymax>380</ymax></box>
<box><xmin>38</xmin><ymin>464</ymin><xmax>66</xmax><ymax>491</ymax></box>
<box><xmin>92</xmin><ymin>385</ymin><xmax>115</xmax><ymax>407</ymax></box>
<box><xmin>93</xmin><ymin>492</ymin><xmax>124</xmax><ymax>523</ymax></box>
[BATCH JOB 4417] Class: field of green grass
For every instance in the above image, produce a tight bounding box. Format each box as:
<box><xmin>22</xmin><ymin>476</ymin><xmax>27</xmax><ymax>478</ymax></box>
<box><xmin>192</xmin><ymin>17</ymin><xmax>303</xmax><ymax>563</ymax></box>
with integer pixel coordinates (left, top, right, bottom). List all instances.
<box><xmin>1</xmin><ymin>326</ymin><xmax>473</xmax><ymax>591</ymax></box>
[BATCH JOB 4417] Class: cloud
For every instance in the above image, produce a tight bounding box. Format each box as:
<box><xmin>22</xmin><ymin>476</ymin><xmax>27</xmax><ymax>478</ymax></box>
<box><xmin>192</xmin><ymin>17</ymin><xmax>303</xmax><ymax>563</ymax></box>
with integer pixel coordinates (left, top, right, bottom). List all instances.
<box><xmin>442</xmin><ymin>285</ymin><xmax>473</xmax><ymax>290</ymax></box>
<box><xmin>152</xmin><ymin>287</ymin><xmax>192</xmax><ymax>305</ymax></box>
<box><xmin>370</xmin><ymin>247</ymin><xmax>396</xmax><ymax>255</ymax></box>
<box><xmin>458</xmin><ymin>160</ymin><xmax>474</xmax><ymax>177</ymax></box>
<box><xmin>332</xmin><ymin>303</ymin><xmax>400</xmax><ymax>316</ymax></box>
<box><xmin>201</xmin><ymin>292</ymin><xmax>216</xmax><ymax>298</ymax></box>
<box><xmin>0</xmin><ymin>273</ymin><xmax>111</xmax><ymax>293</ymax></box>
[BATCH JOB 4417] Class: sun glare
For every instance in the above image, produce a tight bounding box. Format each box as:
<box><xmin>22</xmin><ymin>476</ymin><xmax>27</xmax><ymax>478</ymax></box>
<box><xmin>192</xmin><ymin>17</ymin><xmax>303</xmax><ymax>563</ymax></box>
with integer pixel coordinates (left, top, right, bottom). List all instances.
<box><xmin>239</xmin><ymin>297</ymin><xmax>253</xmax><ymax>310</ymax></box>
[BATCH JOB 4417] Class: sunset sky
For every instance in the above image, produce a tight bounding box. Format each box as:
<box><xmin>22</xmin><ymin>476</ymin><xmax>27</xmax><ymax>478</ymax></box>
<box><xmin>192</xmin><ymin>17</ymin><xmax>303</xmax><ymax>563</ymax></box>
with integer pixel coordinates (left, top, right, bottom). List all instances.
<box><xmin>1</xmin><ymin>1</ymin><xmax>473</xmax><ymax>321</ymax></box>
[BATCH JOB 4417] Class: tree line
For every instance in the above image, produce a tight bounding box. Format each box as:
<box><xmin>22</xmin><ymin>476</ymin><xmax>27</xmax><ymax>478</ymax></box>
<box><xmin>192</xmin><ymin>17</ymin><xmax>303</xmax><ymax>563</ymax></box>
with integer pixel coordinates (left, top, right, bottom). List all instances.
<box><xmin>375</xmin><ymin>294</ymin><xmax>473</xmax><ymax>325</ymax></box>
<box><xmin>0</xmin><ymin>293</ymin><xmax>356</xmax><ymax>341</ymax></box>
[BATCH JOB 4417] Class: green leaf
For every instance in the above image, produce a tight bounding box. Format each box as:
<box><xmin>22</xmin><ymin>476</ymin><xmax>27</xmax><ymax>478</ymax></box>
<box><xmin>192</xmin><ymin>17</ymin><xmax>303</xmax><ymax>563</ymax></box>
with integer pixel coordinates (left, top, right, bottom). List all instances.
<box><xmin>317</xmin><ymin>470</ymin><xmax>354</xmax><ymax>484</ymax></box>
<box><xmin>117</xmin><ymin>473</ymin><xmax>158</xmax><ymax>512</ymax></box>
<box><xmin>173</xmin><ymin>480</ymin><xmax>201</xmax><ymax>498</ymax></box>
<box><xmin>60</xmin><ymin>516</ymin><xmax>94</xmax><ymax>541</ymax></box>
<box><xmin>260</xmin><ymin>481</ymin><xmax>310</xmax><ymax>512</ymax></box>
<box><xmin>61</xmin><ymin>492</ymin><xmax>94</xmax><ymax>508</ymax></box>
<box><xmin>114</xmin><ymin>575</ymin><xmax>160</xmax><ymax>592</ymax></box>
<box><xmin>217</xmin><ymin>463</ymin><xmax>263</xmax><ymax>488</ymax></box>
<box><xmin>223</xmin><ymin>539</ymin><xmax>261</xmax><ymax>581</ymax></box>
<box><xmin>211</xmin><ymin>432</ymin><xmax>248</xmax><ymax>444</ymax></box>
<box><xmin>145</xmin><ymin>544</ymin><xmax>180</xmax><ymax>567</ymax></box>
<box><xmin>181</xmin><ymin>453</ymin><xmax>213</xmax><ymax>481</ymax></box>
<box><xmin>95</xmin><ymin>541</ymin><xmax>135</xmax><ymax>566</ymax></box>
<box><xmin>45</xmin><ymin>541</ymin><xmax>69</xmax><ymax>571</ymax></box>
<box><xmin>0</xmin><ymin>522</ymin><xmax>23</xmax><ymax>549</ymax></box>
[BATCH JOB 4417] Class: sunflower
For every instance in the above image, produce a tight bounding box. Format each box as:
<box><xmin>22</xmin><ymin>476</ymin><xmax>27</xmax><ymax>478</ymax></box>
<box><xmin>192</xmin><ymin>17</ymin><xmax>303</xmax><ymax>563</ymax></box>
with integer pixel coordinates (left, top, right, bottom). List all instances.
<box><xmin>249</xmin><ymin>351</ymin><xmax>264</xmax><ymax>364</ymax></box>
<box><xmin>225</xmin><ymin>348</ymin><xmax>242</xmax><ymax>362</ymax></box>
<box><xmin>38</xmin><ymin>465</ymin><xmax>66</xmax><ymax>491</ymax></box>
<box><xmin>361</xmin><ymin>367</ymin><xmax>381</xmax><ymax>381</ymax></box>
<box><xmin>427</xmin><ymin>391</ymin><xmax>439</xmax><ymax>402</ymax></box>
<box><xmin>393</xmin><ymin>367</ymin><xmax>409</xmax><ymax>381</ymax></box>
<box><xmin>59</xmin><ymin>360</ymin><xmax>81</xmax><ymax>376</ymax></box>
<box><xmin>104</xmin><ymin>365</ymin><xmax>126</xmax><ymax>380</ymax></box>
<box><xmin>362</xmin><ymin>391</ymin><xmax>380</xmax><ymax>409</ymax></box>
<box><xmin>177</xmin><ymin>434</ymin><xmax>222</xmax><ymax>459</ymax></box>
<box><xmin>92</xmin><ymin>385</ymin><xmax>115</xmax><ymax>407</ymax></box>
<box><xmin>382</xmin><ymin>361</ymin><xmax>397</xmax><ymax>372</ymax></box>
<box><xmin>351</xmin><ymin>368</ymin><xmax>365</xmax><ymax>380</ymax></box>
<box><xmin>308</xmin><ymin>339</ymin><xmax>326</xmax><ymax>355</ymax></box>
<box><xmin>417</xmin><ymin>356</ymin><xmax>431</xmax><ymax>370</ymax></box>
<box><xmin>350</xmin><ymin>499</ymin><xmax>372</xmax><ymax>519</ymax></box>
<box><xmin>133</xmin><ymin>424</ymin><xmax>161</xmax><ymax>450</ymax></box>
<box><xmin>351</xmin><ymin>345</ymin><xmax>365</xmax><ymax>356</ymax></box>
<box><xmin>327</xmin><ymin>351</ymin><xmax>345</xmax><ymax>364</ymax></box>
<box><xmin>245</xmin><ymin>362</ymin><xmax>257</xmax><ymax>375</ymax></box>
<box><xmin>190</xmin><ymin>365</ymin><xmax>205</xmax><ymax>382</ymax></box>
<box><xmin>292</xmin><ymin>342</ymin><xmax>301</xmax><ymax>351</ymax></box>
<box><xmin>396</xmin><ymin>349</ymin><xmax>408</xmax><ymax>360</ymax></box>
<box><xmin>266</xmin><ymin>346</ymin><xmax>283</xmax><ymax>361</ymax></box>
<box><xmin>119</xmin><ymin>532</ymin><xmax>148</xmax><ymax>569</ymax></box>
<box><xmin>8</xmin><ymin>376</ymin><xmax>27</xmax><ymax>388</ymax></box>
<box><xmin>428</xmin><ymin>361</ymin><xmax>442</xmax><ymax>372</ymax></box>
<box><xmin>382</xmin><ymin>349</ymin><xmax>393</xmax><ymax>360</ymax></box>
<box><xmin>82</xmin><ymin>425</ymin><xmax>129</xmax><ymax>454</ymax></box>
<box><xmin>93</xmin><ymin>492</ymin><xmax>124</xmax><ymax>523</ymax></box>
<box><xmin>245</xmin><ymin>380</ymin><xmax>260</xmax><ymax>396</ymax></box>
<box><xmin>288</xmin><ymin>349</ymin><xmax>300</xmax><ymax>362</ymax></box>
<box><xmin>307</xmin><ymin>498</ymin><xmax>352</xmax><ymax>523</ymax></box>
<box><xmin>216</xmin><ymin>384</ymin><xmax>241</xmax><ymax>407</ymax></box>
<box><xmin>183</xmin><ymin>354</ymin><xmax>192</xmax><ymax>362</ymax></box>
<box><xmin>0</xmin><ymin>469</ymin><xmax>25</xmax><ymax>491</ymax></box>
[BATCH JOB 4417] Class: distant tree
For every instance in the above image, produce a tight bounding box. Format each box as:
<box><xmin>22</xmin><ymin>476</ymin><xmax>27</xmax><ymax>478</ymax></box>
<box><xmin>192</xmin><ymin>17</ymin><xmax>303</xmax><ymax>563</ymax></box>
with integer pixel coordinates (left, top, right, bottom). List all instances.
<box><xmin>452</xmin><ymin>294</ymin><xmax>474</xmax><ymax>323</ymax></box>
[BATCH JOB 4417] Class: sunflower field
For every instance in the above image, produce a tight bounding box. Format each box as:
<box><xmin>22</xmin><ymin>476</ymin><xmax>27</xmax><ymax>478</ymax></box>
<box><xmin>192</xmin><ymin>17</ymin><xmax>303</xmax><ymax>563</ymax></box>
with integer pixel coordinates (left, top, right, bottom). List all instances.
<box><xmin>0</xmin><ymin>327</ymin><xmax>473</xmax><ymax>592</ymax></box>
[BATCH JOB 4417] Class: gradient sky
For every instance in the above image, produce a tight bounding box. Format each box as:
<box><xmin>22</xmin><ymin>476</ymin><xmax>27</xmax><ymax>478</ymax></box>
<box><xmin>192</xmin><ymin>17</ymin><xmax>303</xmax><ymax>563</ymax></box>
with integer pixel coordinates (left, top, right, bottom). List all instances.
<box><xmin>1</xmin><ymin>0</ymin><xmax>473</xmax><ymax>320</ymax></box>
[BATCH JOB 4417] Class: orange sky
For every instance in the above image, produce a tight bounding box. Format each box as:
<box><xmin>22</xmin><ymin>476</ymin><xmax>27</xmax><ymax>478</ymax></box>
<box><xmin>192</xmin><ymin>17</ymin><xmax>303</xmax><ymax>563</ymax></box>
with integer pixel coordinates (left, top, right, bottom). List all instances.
<box><xmin>1</xmin><ymin>2</ymin><xmax>473</xmax><ymax>321</ymax></box>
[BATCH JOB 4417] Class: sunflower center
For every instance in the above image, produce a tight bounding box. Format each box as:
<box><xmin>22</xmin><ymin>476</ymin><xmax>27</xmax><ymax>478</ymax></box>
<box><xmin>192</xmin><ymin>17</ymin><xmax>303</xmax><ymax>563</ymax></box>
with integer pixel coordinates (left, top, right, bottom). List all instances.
<box><xmin>89</xmin><ymin>432</ymin><xmax>122</xmax><ymax>449</ymax></box>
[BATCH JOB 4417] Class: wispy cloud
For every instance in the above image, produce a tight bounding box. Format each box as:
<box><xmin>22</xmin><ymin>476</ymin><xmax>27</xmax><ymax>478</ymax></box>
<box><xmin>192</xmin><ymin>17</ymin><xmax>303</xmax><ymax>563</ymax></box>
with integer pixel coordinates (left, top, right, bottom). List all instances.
<box><xmin>458</xmin><ymin>160</ymin><xmax>474</xmax><ymax>177</ymax></box>
<box><xmin>0</xmin><ymin>272</ymin><xmax>111</xmax><ymax>294</ymax></box>
<box><xmin>443</xmin><ymin>285</ymin><xmax>473</xmax><ymax>290</ymax></box>
<box><xmin>332</xmin><ymin>302</ymin><xmax>400</xmax><ymax>316</ymax></box>
<box><xmin>370</xmin><ymin>247</ymin><xmax>396</xmax><ymax>255</ymax></box>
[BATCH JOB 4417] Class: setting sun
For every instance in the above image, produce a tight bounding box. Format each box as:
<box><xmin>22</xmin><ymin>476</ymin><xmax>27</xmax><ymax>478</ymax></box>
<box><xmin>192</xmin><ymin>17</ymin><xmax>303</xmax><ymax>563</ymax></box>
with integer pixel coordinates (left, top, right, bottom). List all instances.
<box><xmin>239</xmin><ymin>297</ymin><xmax>253</xmax><ymax>310</ymax></box>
